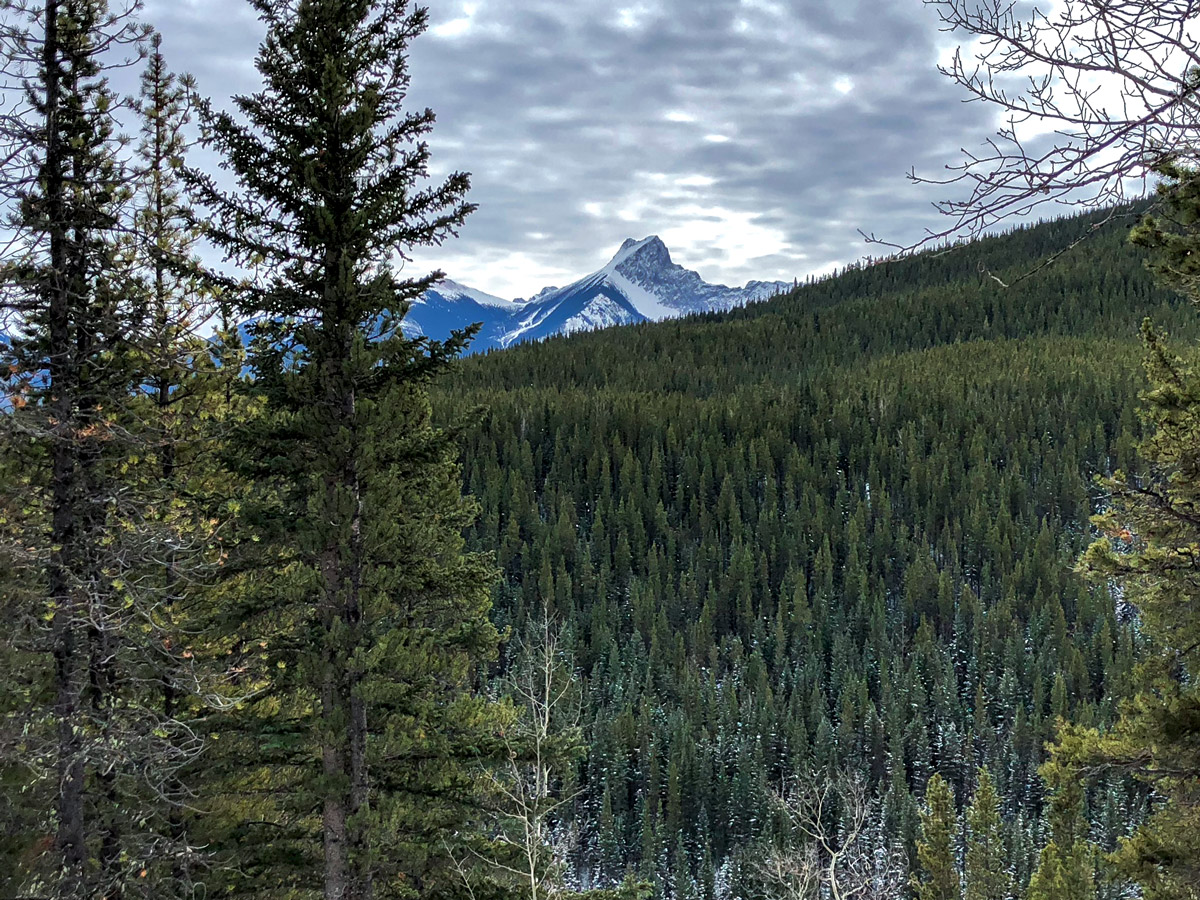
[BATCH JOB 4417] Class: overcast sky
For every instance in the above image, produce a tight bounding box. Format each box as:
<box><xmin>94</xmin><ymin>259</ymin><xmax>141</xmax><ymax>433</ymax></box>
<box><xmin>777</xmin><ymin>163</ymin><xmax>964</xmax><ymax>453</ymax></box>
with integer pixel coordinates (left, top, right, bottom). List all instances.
<box><xmin>142</xmin><ymin>0</ymin><xmax>1001</xmax><ymax>300</ymax></box>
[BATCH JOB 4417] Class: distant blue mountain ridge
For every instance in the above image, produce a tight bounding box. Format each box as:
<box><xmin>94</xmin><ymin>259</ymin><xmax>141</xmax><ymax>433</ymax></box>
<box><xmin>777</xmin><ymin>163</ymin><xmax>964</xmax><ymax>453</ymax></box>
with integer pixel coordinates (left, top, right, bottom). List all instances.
<box><xmin>401</xmin><ymin>236</ymin><xmax>792</xmax><ymax>353</ymax></box>
<box><xmin>1</xmin><ymin>238</ymin><xmax>792</xmax><ymax>368</ymax></box>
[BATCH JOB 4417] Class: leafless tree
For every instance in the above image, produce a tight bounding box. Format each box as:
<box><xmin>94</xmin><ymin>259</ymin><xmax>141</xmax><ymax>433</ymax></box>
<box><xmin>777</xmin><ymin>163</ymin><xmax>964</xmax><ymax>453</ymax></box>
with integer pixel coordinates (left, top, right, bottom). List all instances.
<box><xmin>870</xmin><ymin>0</ymin><xmax>1200</xmax><ymax>254</ymax></box>
<box><xmin>494</xmin><ymin>611</ymin><xmax>583</xmax><ymax>900</ymax></box>
<box><xmin>757</xmin><ymin>773</ymin><xmax>907</xmax><ymax>900</ymax></box>
<box><xmin>459</xmin><ymin>608</ymin><xmax>583</xmax><ymax>900</ymax></box>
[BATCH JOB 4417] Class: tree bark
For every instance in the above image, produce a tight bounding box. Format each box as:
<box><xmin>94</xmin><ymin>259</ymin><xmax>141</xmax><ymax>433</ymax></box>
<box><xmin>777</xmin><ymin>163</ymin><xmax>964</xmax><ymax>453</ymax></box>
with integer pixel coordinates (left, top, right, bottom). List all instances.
<box><xmin>321</xmin><ymin>323</ymin><xmax>368</xmax><ymax>900</ymax></box>
<box><xmin>43</xmin><ymin>2</ymin><xmax>88</xmax><ymax>893</ymax></box>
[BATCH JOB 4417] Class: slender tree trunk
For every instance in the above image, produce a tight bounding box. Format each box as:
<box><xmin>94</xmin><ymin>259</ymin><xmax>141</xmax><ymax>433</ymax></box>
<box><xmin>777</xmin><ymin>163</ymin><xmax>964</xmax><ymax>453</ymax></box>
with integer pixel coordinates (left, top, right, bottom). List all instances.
<box><xmin>318</xmin><ymin>215</ymin><xmax>370</xmax><ymax>898</ymax></box>
<box><xmin>150</xmin><ymin>66</ymin><xmax>188</xmax><ymax>888</ymax></box>
<box><xmin>320</xmin><ymin>417</ymin><xmax>371</xmax><ymax>900</ymax></box>
<box><xmin>320</xmin><ymin>480</ymin><xmax>368</xmax><ymax>900</ymax></box>
<box><xmin>70</xmin><ymin>112</ymin><xmax>125</xmax><ymax>896</ymax></box>
<box><xmin>320</xmin><ymin>338</ymin><xmax>350</xmax><ymax>900</ymax></box>
<box><xmin>43</xmin><ymin>2</ymin><xmax>88</xmax><ymax>892</ymax></box>
<box><xmin>322</xmin><ymin>639</ymin><xmax>349</xmax><ymax>900</ymax></box>
<box><xmin>347</xmin><ymin>468</ymin><xmax>368</xmax><ymax>900</ymax></box>
<box><xmin>321</xmin><ymin>497</ymin><xmax>346</xmax><ymax>900</ymax></box>
<box><xmin>93</xmin><ymin>616</ymin><xmax>121</xmax><ymax>899</ymax></box>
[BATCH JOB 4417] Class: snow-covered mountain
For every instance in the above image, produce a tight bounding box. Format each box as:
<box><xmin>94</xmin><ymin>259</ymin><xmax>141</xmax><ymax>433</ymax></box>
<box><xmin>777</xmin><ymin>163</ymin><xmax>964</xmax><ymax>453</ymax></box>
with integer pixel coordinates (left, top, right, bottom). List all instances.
<box><xmin>408</xmin><ymin>237</ymin><xmax>791</xmax><ymax>353</ymax></box>
<box><xmin>399</xmin><ymin>279</ymin><xmax>519</xmax><ymax>348</ymax></box>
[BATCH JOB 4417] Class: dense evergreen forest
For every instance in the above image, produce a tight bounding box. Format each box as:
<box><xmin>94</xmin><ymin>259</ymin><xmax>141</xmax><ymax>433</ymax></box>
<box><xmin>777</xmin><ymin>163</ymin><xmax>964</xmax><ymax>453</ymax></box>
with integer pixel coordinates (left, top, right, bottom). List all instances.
<box><xmin>437</xmin><ymin>207</ymin><xmax>1191</xmax><ymax>898</ymax></box>
<box><xmin>3</xmin><ymin>1</ymin><xmax>1200</xmax><ymax>899</ymax></box>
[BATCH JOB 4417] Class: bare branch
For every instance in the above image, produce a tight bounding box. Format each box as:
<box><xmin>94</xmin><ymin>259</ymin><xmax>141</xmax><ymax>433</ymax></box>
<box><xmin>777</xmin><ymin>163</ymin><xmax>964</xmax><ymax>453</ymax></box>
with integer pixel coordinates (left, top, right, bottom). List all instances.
<box><xmin>889</xmin><ymin>0</ymin><xmax>1200</xmax><ymax>253</ymax></box>
<box><xmin>757</xmin><ymin>772</ymin><xmax>907</xmax><ymax>900</ymax></box>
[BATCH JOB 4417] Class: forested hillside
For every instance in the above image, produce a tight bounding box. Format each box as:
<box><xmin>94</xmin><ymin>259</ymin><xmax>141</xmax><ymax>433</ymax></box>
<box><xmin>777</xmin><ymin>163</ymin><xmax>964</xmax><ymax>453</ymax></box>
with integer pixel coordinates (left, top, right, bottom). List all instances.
<box><xmin>436</xmin><ymin>207</ymin><xmax>1187</xmax><ymax>897</ymax></box>
<box><xmin>7</xmin><ymin>0</ymin><xmax>1200</xmax><ymax>898</ymax></box>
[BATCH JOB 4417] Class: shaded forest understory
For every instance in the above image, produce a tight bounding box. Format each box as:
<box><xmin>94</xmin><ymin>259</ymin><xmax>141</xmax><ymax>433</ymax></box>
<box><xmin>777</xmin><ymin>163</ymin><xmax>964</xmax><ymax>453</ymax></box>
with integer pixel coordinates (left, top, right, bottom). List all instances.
<box><xmin>435</xmin><ymin>207</ymin><xmax>1184</xmax><ymax>897</ymax></box>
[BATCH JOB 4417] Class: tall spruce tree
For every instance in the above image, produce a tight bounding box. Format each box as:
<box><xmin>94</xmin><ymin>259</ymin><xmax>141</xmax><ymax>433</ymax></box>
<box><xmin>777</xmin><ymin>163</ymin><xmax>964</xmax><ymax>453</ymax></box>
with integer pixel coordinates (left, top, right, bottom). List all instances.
<box><xmin>0</xmin><ymin>2</ymin><xmax>212</xmax><ymax>897</ymax></box>
<box><xmin>0</xmin><ymin>0</ymin><xmax>228</xmax><ymax>896</ymax></box>
<box><xmin>964</xmin><ymin>769</ymin><xmax>1010</xmax><ymax>900</ymax></box>
<box><xmin>188</xmin><ymin>2</ymin><xmax>502</xmax><ymax>898</ymax></box>
<box><xmin>913</xmin><ymin>774</ymin><xmax>962</xmax><ymax>900</ymax></box>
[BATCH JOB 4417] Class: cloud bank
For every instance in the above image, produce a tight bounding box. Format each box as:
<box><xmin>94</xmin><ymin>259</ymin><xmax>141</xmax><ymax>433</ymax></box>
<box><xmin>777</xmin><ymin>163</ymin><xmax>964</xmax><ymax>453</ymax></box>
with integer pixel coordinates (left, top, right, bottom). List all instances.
<box><xmin>145</xmin><ymin>0</ymin><xmax>998</xmax><ymax>298</ymax></box>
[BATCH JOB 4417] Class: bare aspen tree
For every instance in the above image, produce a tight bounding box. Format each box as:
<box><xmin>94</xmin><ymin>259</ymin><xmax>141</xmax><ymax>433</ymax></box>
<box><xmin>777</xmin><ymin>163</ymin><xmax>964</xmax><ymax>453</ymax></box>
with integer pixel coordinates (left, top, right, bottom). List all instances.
<box><xmin>874</xmin><ymin>0</ymin><xmax>1200</xmax><ymax>250</ymax></box>
<box><xmin>757</xmin><ymin>773</ymin><xmax>907</xmax><ymax>900</ymax></box>
<box><xmin>473</xmin><ymin>610</ymin><xmax>583</xmax><ymax>900</ymax></box>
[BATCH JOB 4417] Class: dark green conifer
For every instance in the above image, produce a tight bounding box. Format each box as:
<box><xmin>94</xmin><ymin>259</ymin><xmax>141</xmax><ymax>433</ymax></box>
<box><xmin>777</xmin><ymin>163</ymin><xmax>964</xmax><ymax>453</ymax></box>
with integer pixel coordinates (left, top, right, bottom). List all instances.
<box><xmin>187</xmin><ymin>1</ymin><xmax>500</xmax><ymax>897</ymax></box>
<box><xmin>1057</xmin><ymin>161</ymin><xmax>1200</xmax><ymax>900</ymax></box>
<box><xmin>1026</xmin><ymin>774</ymin><xmax>1095</xmax><ymax>900</ymax></box>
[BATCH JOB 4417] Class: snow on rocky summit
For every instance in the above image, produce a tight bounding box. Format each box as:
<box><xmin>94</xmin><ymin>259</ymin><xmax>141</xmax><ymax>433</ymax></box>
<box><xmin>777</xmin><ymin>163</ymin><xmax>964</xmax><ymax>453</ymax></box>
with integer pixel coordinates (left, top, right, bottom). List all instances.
<box><xmin>404</xmin><ymin>238</ymin><xmax>791</xmax><ymax>353</ymax></box>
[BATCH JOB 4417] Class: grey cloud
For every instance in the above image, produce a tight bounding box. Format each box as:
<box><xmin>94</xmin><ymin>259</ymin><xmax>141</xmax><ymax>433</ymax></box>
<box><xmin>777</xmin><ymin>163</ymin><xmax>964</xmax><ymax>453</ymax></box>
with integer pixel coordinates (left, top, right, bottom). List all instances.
<box><xmin>141</xmin><ymin>0</ymin><xmax>999</xmax><ymax>297</ymax></box>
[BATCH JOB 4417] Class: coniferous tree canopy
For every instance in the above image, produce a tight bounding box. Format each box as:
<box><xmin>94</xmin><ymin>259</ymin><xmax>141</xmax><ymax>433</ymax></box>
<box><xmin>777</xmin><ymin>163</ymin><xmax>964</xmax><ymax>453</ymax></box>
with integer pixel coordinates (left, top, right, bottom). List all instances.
<box><xmin>186</xmin><ymin>2</ymin><xmax>503</xmax><ymax>898</ymax></box>
<box><xmin>433</xmin><ymin>206</ymin><xmax>1178</xmax><ymax>897</ymax></box>
<box><xmin>914</xmin><ymin>775</ymin><xmax>961</xmax><ymax>900</ymax></box>
<box><xmin>1</xmin><ymin>2</ymin><xmax>1199</xmax><ymax>897</ymax></box>
<box><xmin>1025</xmin><ymin>773</ymin><xmax>1096</xmax><ymax>900</ymax></box>
<box><xmin>0</xmin><ymin>3</ymin><xmax>223</xmax><ymax>897</ymax></box>
<box><xmin>0</xmin><ymin>1</ymin><xmax>148</xmax><ymax>891</ymax></box>
<box><xmin>1053</xmin><ymin>165</ymin><xmax>1200</xmax><ymax>900</ymax></box>
<box><xmin>964</xmin><ymin>769</ymin><xmax>1010</xmax><ymax>900</ymax></box>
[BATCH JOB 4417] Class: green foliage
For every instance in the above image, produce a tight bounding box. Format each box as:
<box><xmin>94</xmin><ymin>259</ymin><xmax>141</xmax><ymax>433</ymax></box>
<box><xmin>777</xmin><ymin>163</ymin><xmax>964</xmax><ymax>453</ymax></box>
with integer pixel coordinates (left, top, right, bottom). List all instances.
<box><xmin>574</xmin><ymin>876</ymin><xmax>654</xmax><ymax>900</ymax></box>
<box><xmin>432</xmin><ymin>206</ymin><xmax>1177</xmax><ymax>894</ymax></box>
<box><xmin>187</xmin><ymin>2</ymin><xmax>503</xmax><ymax>897</ymax></box>
<box><xmin>1026</xmin><ymin>771</ymin><xmax>1096</xmax><ymax>900</ymax></box>
<box><xmin>914</xmin><ymin>775</ymin><xmax>961</xmax><ymax>900</ymax></box>
<box><xmin>1130</xmin><ymin>159</ymin><xmax>1200</xmax><ymax>300</ymax></box>
<box><xmin>964</xmin><ymin>769</ymin><xmax>1010</xmax><ymax>900</ymax></box>
<box><xmin>0</xmin><ymin>5</ymin><xmax>1186</xmax><ymax>893</ymax></box>
<box><xmin>1057</xmin><ymin>165</ymin><xmax>1200</xmax><ymax>900</ymax></box>
<box><xmin>0</xmin><ymin>3</ymin><xmax>223</xmax><ymax>896</ymax></box>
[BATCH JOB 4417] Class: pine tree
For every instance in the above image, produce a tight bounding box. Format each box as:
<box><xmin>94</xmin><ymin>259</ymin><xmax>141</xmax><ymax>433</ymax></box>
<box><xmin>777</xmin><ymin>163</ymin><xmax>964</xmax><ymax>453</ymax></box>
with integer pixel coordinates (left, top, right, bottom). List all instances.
<box><xmin>187</xmin><ymin>1</ymin><xmax>502</xmax><ymax>897</ymax></box>
<box><xmin>0</xmin><ymin>3</ymin><xmax>223</xmax><ymax>897</ymax></box>
<box><xmin>964</xmin><ymin>768</ymin><xmax>1010</xmax><ymax>900</ymax></box>
<box><xmin>913</xmin><ymin>774</ymin><xmax>962</xmax><ymax>900</ymax></box>
<box><xmin>1026</xmin><ymin>774</ymin><xmax>1095</xmax><ymax>900</ymax></box>
<box><xmin>1058</xmin><ymin>162</ymin><xmax>1200</xmax><ymax>900</ymax></box>
<box><xmin>125</xmin><ymin>33</ymin><xmax>235</xmax><ymax>894</ymax></box>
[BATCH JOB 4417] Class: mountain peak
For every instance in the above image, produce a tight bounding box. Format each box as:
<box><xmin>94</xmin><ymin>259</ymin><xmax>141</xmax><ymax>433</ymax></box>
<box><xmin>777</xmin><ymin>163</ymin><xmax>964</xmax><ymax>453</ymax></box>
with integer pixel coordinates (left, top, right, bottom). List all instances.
<box><xmin>427</xmin><ymin>278</ymin><xmax>516</xmax><ymax>308</ymax></box>
<box><xmin>608</xmin><ymin>235</ymin><xmax>672</xmax><ymax>270</ymax></box>
<box><xmin>408</xmin><ymin>235</ymin><xmax>790</xmax><ymax>352</ymax></box>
